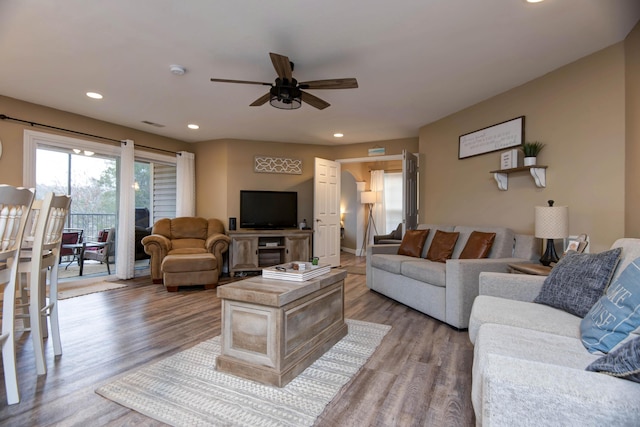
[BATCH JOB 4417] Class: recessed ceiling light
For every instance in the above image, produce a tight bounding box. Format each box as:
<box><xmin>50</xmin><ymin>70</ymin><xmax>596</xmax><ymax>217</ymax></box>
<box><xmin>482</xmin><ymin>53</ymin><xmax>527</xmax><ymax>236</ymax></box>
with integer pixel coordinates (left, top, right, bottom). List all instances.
<box><xmin>333</xmin><ymin>133</ymin><xmax>344</xmax><ymax>138</ymax></box>
<box><xmin>187</xmin><ymin>124</ymin><xmax>199</xmax><ymax>130</ymax></box>
<box><xmin>86</xmin><ymin>92</ymin><xmax>103</xmax><ymax>99</ymax></box>
<box><xmin>526</xmin><ymin>0</ymin><xmax>544</xmax><ymax>3</ymax></box>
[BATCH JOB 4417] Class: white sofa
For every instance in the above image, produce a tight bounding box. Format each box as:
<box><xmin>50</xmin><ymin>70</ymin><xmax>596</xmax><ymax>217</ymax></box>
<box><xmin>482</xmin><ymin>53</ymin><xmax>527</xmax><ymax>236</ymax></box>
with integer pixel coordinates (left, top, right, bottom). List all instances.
<box><xmin>469</xmin><ymin>238</ymin><xmax>640</xmax><ymax>426</ymax></box>
<box><xmin>366</xmin><ymin>224</ymin><xmax>538</xmax><ymax>329</ymax></box>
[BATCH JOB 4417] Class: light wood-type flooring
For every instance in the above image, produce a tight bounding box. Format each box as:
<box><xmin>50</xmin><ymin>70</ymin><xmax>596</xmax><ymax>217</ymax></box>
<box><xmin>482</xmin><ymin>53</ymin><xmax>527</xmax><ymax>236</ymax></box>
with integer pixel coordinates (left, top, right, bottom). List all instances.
<box><xmin>0</xmin><ymin>252</ymin><xmax>475</xmax><ymax>426</ymax></box>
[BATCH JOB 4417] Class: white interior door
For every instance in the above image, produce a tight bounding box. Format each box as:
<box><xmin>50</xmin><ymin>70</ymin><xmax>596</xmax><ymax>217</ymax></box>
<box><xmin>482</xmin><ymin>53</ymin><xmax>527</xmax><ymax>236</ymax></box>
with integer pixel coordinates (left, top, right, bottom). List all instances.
<box><xmin>403</xmin><ymin>150</ymin><xmax>418</xmax><ymax>233</ymax></box>
<box><xmin>314</xmin><ymin>157</ymin><xmax>341</xmax><ymax>267</ymax></box>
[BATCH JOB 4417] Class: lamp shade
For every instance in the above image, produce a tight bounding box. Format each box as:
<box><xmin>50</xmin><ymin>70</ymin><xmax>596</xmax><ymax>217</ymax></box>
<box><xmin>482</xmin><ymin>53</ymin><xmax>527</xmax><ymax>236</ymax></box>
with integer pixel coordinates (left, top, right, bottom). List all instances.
<box><xmin>361</xmin><ymin>191</ymin><xmax>376</xmax><ymax>205</ymax></box>
<box><xmin>535</xmin><ymin>204</ymin><xmax>569</xmax><ymax>239</ymax></box>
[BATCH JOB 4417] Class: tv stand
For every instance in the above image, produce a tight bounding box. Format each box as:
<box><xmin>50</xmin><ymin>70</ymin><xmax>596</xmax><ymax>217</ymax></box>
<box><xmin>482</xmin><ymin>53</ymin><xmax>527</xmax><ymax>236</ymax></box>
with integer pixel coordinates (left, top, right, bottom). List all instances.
<box><xmin>228</xmin><ymin>229</ymin><xmax>313</xmax><ymax>276</ymax></box>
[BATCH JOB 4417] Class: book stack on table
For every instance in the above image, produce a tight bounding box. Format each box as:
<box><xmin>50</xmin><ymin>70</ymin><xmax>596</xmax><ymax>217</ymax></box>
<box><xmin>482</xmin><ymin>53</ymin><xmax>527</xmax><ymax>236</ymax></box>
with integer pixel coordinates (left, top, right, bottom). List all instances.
<box><xmin>262</xmin><ymin>262</ymin><xmax>331</xmax><ymax>282</ymax></box>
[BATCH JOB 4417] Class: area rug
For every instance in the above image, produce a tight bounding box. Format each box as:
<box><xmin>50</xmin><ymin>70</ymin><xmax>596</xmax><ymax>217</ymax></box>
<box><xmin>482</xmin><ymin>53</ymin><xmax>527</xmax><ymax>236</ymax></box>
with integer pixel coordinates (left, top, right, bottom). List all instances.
<box><xmin>57</xmin><ymin>261</ymin><xmax>117</xmax><ymax>279</ymax></box>
<box><xmin>57</xmin><ymin>279</ymin><xmax>128</xmax><ymax>300</ymax></box>
<box><xmin>96</xmin><ymin>319</ymin><xmax>391</xmax><ymax>427</ymax></box>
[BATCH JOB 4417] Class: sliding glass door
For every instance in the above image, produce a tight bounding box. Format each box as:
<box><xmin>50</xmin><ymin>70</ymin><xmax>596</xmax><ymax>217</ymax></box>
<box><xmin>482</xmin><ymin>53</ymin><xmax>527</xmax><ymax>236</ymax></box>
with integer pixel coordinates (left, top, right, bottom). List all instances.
<box><xmin>36</xmin><ymin>146</ymin><xmax>117</xmax><ymax>240</ymax></box>
<box><xmin>24</xmin><ymin>130</ymin><xmax>178</xmax><ymax>279</ymax></box>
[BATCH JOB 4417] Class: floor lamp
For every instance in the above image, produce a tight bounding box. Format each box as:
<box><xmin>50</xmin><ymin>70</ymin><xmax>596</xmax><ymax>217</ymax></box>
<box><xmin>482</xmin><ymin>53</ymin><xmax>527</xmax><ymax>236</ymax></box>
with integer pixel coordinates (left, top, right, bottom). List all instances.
<box><xmin>361</xmin><ymin>191</ymin><xmax>378</xmax><ymax>255</ymax></box>
<box><xmin>535</xmin><ymin>200</ymin><xmax>569</xmax><ymax>266</ymax></box>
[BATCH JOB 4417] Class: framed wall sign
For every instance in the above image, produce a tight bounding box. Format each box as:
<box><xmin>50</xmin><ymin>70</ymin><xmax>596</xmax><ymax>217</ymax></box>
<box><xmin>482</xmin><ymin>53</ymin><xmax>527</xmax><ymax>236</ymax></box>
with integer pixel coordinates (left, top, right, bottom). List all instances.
<box><xmin>458</xmin><ymin>116</ymin><xmax>525</xmax><ymax>159</ymax></box>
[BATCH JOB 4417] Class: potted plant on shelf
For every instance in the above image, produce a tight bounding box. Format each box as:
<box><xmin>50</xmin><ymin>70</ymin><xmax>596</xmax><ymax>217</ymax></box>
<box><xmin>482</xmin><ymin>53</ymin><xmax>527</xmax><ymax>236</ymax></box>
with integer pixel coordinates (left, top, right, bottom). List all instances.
<box><xmin>521</xmin><ymin>141</ymin><xmax>545</xmax><ymax>166</ymax></box>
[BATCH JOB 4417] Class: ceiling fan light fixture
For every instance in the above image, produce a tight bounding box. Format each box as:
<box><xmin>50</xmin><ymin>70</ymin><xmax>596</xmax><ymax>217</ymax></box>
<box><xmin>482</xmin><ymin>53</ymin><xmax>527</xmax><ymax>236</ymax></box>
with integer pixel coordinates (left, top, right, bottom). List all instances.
<box><xmin>269</xmin><ymin>84</ymin><xmax>302</xmax><ymax>110</ymax></box>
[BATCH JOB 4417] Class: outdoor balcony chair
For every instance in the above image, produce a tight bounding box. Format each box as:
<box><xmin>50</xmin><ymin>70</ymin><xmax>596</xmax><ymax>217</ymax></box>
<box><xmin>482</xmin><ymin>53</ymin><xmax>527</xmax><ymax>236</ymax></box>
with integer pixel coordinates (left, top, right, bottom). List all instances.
<box><xmin>82</xmin><ymin>227</ymin><xmax>115</xmax><ymax>275</ymax></box>
<box><xmin>60</xmin><ymin>228</ymin><xmax>83</xmax><ymax>268</ymax></box>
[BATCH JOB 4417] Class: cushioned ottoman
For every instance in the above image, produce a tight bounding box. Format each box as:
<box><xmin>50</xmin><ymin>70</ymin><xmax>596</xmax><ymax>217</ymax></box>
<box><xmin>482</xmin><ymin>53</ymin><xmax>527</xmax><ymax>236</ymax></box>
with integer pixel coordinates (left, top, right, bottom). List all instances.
<box><xmin>161</xmin><ymin>253</ymin><xmax>218</xmax><ymax>292</ymax></box>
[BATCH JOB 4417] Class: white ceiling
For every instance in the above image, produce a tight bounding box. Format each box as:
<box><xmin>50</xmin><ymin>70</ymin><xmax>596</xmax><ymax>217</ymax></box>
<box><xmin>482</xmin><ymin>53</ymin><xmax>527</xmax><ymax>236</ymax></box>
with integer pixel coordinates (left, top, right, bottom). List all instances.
<box><xmin>1</xmin><ymin>1</ymin><xmax>639</xmax><ymax>145</ymax></box>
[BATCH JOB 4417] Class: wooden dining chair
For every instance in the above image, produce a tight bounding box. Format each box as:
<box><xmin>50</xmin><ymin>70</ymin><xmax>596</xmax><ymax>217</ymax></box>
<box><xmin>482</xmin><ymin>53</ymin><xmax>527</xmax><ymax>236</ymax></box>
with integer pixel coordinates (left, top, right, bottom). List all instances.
<box><xmin>0</xmin><ymin>185</ymin><xmax>35</xmax><ymax>404</ymax></box>
<box><xmin>16</xmin><ymin>192</ymin><xmax>71</xmax><ymax>375</ymax></box>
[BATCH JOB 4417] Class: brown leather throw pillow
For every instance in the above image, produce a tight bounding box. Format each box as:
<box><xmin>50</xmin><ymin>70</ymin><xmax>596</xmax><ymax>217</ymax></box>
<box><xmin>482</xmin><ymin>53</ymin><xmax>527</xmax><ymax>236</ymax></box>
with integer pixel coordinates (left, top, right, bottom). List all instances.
<box><xmin>459</xmin><ymin>231</ymin><xmax>496</xmax><ymax>259</ymax></box>
<box><xmin>397</xmin><ymin>229</ymin><xmax>430</xmax><ymax>258</ymax></box>
<box><xmin>426</xmin><ymin>230</ymin><xmax>460</xmax><ymax>263</ymax></box>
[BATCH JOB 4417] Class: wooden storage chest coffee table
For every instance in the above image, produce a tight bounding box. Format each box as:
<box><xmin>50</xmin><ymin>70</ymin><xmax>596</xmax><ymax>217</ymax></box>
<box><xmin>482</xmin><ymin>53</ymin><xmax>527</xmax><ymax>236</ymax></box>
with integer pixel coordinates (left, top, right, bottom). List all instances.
<box><xmin>216</xmin><ymin>269</ymin><xmax>347</xmax><ymax>387</ymax></box>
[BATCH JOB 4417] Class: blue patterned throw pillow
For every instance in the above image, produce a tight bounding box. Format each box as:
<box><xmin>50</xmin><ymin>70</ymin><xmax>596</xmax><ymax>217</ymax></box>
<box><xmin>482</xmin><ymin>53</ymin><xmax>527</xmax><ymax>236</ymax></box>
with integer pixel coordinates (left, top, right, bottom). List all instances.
<box><xmin>534</xmin><ymin>248</ymin><xmax>622</xmax><ymax>318</ymax></box>
<box><xmin>581</xmin><ymin>257</ymin><xmax>640</xmax><ymax>353</ymax></box>
<box><xmin>586</xmin><ymin>336</ymin><xmax>640</xmax><ymax>383</ymax></box>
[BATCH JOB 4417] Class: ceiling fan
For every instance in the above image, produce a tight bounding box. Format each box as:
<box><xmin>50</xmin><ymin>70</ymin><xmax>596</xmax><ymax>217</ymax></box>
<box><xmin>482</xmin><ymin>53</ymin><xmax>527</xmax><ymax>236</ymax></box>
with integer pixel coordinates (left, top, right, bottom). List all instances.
<box><xmin>210</xmin><ymin>52</ymin><xmax>358</xmax><ymax>110</ymax></box>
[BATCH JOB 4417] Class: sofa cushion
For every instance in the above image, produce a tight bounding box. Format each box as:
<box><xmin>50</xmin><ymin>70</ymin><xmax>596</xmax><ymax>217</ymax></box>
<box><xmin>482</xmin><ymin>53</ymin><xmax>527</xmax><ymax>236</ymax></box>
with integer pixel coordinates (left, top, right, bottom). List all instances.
<box><xmin>472</xmin><ymin>323</ymin><xmax>638</xmax><ymax>427</ymax></box>
<box><xmin>170</xmin><ymin>217</ymin><xmax>208</xmax><ymax>240</ymax></box>
<box><xmin>581</xmin><ymin>257</ymin><xmax>640</xmax><ymax>353</ymax></box>
<box><xmin>169</xmin><ymin>247</ymin><xmax>207</xmax><ymax>255</ymax></box>
<box><xmin>401</xmin><ymin>259</ymin><xmax>446</xmax><ymax>288</ymax></box>
<box><xmin>370</xmin><ymin>254</ymin><xmax>412</xmax><ymax>274</ymax></box>
<box><xmin>586</xmin><ymin>336</ymin><xmax>640</xmax><ymax>383</ymax></box>
<box><xmin>398</xmin><ymin>229</ymin><xmax>430</xmax><ymax>258</ymax></box>
<box><xmin>534</xmin><ymin>248</ymin><xmax>622</xmax><ymax>317</ymax></box>
<box><xmin>171</xmin><ymin>238</ymin><xmax>206</xmax><ymax>251</ymax></box>
<box><xmin>514</xmin><ymin>233</ymin><xmax>541</xmax><ymax>261</ymax></box>
<box><xmin>459</xmin><ymin>231</ymin><xmax>496</xmax><ymax>259</ymax></box>
<box><xmin>469</xmin><ymin>295</ymin><xmax>582</xmax><ymax>344</ymax></box>
<box><xmin>426</xmin><ymin>230</ymin><xmax>459</xmax><ymax>263</ymax></box>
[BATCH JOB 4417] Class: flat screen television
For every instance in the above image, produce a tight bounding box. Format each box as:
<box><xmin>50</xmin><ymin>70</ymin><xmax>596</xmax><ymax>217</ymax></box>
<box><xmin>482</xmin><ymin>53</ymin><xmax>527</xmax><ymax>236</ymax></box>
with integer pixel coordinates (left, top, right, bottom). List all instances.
<box><xmin>240</xmin><ymin>190</ymin><xmax>298</xmax><ymax>229</ymax></box>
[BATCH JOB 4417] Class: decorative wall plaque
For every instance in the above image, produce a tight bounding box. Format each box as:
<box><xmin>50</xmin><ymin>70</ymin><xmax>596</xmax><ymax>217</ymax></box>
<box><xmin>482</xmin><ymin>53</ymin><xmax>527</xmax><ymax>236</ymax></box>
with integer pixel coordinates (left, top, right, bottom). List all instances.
<box><xmin>459</xmin><ymin>116</ymin><xmax>525</xmax><ymax>159</ymax></box>
<box><xmin>254</xmin><ymin>156</ymin><xmax>302</xmax><ymax>174</ymax></box>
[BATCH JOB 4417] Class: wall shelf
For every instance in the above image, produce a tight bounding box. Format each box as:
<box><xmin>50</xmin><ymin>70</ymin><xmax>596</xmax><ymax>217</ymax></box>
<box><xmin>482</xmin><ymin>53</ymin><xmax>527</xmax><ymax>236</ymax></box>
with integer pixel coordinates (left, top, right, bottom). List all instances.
<box><xmin>489</xmin><ymin>165</ymin><xmax>547</xmax><ymax>190</ymax></box>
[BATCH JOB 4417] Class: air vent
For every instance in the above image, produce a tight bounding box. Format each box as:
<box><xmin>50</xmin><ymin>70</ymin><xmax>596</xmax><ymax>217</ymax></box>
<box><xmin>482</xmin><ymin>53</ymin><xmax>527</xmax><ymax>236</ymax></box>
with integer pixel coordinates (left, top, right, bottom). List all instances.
<box><xmin>141</xmin><ymin>120</ymin><xmax>165</xmax><ymax>128</ymax></box>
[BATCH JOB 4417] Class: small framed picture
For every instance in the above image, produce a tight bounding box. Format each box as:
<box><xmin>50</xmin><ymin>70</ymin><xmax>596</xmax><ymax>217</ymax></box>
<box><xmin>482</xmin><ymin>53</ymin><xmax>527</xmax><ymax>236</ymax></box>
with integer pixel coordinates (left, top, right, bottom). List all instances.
<box><xmin>566</xmin><ymin>240</ymin><xmax>580</xmax><ymax>252</ymax></box>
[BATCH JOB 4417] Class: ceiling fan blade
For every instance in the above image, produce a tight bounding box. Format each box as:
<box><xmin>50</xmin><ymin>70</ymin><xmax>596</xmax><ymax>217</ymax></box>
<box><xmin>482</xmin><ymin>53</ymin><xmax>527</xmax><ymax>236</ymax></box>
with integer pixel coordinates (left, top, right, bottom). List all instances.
<box><xmin>300</xmin><ymin>91</ymin><xmax>330</xmax><ymax>110</ymax></box>
<box><xmin>269</xmin><ymin>52</ymin><xmax>293</xmax><ymax>80</ymax></box>
<box><xmin>210</xmin><ymin>78</ymin><xmax>271</xmax><ymax>86</ymax></box>
<box><xmin>250</xmin><ymin>92</ymin><xmax>271</xmax><ymax>106</ymax></box>
<box><xmin>299</xmin><ymin>78</ymin><xmax>358</xmax><ymax>89</ymax></box>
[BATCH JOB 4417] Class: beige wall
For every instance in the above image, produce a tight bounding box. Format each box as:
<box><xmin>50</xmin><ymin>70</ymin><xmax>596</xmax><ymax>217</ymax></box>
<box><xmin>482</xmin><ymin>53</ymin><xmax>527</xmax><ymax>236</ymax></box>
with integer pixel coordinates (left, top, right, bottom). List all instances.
<box><xmin>0</xmin><ymin>95</ymin><xmax>190</xmax><ymax>185</ymax></box>
<box><xmin>193</xmin><ymin>139</ymin><xmax>228</xmax><ymax>221</ymax></box>
<box><xmin>193</xmin><ymin>137</ymin><xmax>417</xmax><ymax>230</ymax></box>
<box><xmin>419</xmin><ymin>43</ymin><xmax>627</xmax><ymax>253</ymax></box>
<box><xmin>626</xmin><ymin>22</ymin><xmax>640</xmax><ymax>237</ymax></box>
<box><xmin>331</xmin><ymin>137</ymin><xmax>418</xmax><ymax>160</ymax></box>
<box><xmin>194</xmin><ymin>139</ymin><xmax>333</xmax><ymax>229</ymax></box>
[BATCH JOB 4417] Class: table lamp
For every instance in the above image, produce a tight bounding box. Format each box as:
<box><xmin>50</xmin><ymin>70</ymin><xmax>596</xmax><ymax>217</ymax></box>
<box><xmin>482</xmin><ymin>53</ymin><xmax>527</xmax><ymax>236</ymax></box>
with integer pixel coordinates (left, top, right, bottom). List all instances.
<box><xmin>535</xmin><ymin>200</ymin><xmax>569</xmax><ymax>266</ymax></box>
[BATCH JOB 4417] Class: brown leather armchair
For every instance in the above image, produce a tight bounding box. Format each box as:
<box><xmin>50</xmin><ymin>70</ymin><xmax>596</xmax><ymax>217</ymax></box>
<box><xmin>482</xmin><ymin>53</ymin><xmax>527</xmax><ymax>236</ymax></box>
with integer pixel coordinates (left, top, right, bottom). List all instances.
<box><xmin>142</xmin><ymin>217</ymin><xmax>230</xmax><ymax>283</ymax></box>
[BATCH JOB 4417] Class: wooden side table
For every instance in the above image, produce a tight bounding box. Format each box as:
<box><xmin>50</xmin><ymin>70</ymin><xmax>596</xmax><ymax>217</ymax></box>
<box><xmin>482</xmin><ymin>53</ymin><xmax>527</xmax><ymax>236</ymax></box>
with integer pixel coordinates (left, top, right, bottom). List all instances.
<box><xmin>508</xmin><ymin>263</ymin><xmax>552</xmax><ymax>276</ymax></box>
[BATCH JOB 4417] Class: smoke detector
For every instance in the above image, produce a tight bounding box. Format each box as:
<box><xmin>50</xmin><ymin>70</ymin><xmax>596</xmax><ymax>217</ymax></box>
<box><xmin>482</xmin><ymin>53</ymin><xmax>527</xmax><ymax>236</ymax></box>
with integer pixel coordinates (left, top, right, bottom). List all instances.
<box><xmin>170</xmin><ymin>64</ymin><xmax>186</xmax><ymax>75</ymax></box>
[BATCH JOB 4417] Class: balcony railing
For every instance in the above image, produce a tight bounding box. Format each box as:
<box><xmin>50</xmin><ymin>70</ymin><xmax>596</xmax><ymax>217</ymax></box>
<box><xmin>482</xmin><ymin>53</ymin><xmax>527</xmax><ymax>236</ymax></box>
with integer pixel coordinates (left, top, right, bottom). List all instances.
<box><xmin>67</xmin><ymin>213</ymin><xmax>116</xmax><ymax>241</ymax></box>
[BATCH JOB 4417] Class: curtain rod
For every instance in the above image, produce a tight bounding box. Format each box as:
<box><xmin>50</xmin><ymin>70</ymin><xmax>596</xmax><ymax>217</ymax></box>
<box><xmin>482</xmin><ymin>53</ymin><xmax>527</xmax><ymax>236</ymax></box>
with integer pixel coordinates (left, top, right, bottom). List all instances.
<box><xmin>0</xmin><ymin>114</ymin><xmax>181</xmax><ymax>155</ymax></box>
